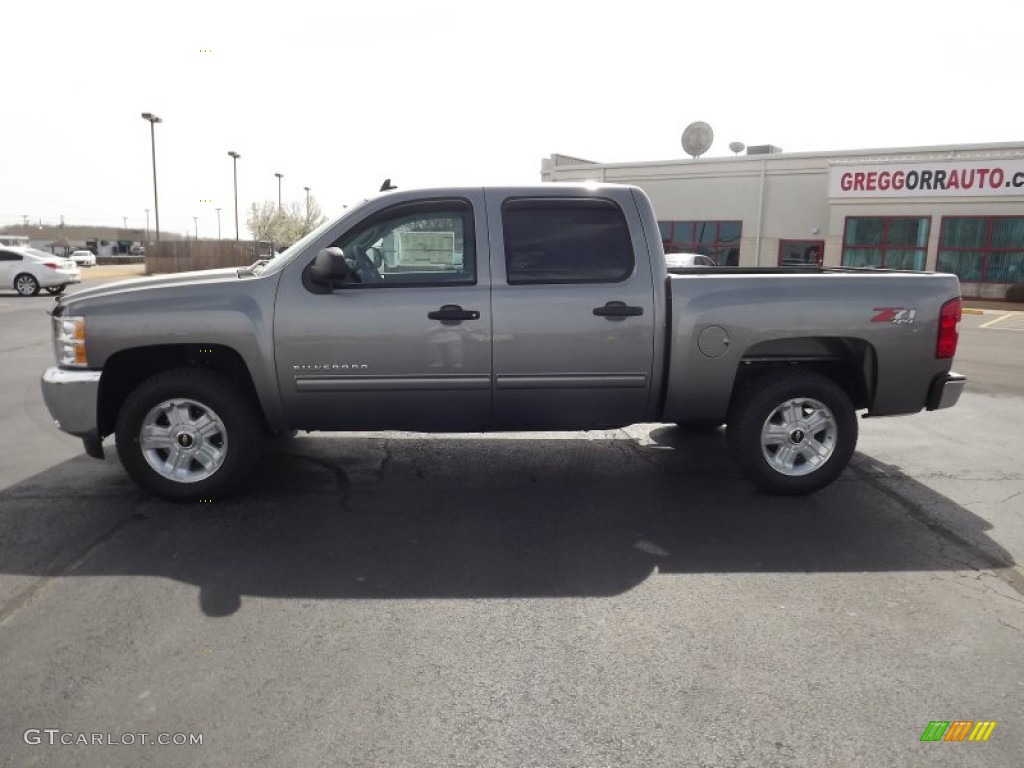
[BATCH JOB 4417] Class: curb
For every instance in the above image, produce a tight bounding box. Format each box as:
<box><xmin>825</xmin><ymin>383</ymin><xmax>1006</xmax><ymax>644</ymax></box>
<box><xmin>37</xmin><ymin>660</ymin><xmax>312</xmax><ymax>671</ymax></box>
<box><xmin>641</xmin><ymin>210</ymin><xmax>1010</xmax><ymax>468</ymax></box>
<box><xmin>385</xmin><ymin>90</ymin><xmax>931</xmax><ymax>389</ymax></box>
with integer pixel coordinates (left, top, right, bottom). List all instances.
<box><xmin>78</xmin><ymin>266</ymin><xmax>147</xmax><ymax>282</ymax></box>
<box><xmin>962</xmin><ymin>307</ymin><xmax>1024</xmax><ymax>316</ymax></box>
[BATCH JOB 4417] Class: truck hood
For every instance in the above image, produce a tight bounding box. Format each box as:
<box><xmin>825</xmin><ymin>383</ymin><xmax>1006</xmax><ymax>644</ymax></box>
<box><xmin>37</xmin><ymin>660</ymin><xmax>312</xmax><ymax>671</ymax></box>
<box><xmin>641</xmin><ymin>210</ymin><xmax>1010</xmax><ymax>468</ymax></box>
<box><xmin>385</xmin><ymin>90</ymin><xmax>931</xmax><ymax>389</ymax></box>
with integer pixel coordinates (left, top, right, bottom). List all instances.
<box><xmin>55</xmin><ymin>267</ymin><xmax>253</xmax><ymax>312</ymax></box>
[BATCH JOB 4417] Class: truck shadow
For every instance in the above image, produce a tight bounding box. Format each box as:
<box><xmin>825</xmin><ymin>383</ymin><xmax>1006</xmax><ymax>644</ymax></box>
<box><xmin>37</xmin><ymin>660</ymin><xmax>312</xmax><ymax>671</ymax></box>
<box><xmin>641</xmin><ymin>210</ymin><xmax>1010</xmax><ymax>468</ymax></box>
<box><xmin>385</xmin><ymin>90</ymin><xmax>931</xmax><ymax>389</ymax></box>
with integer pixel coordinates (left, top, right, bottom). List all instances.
<box><xmin>0</xmin><ymin>428</ymin><xmax>1016</xmax><ymax>618</ymax></box>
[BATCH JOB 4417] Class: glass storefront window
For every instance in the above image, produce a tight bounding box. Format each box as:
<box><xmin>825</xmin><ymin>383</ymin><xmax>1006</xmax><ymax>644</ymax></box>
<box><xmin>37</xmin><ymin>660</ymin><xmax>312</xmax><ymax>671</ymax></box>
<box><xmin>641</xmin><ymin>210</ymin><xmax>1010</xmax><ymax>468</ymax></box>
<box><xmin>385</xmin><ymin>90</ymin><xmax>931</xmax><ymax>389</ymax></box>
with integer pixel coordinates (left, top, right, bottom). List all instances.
<box><xmin>842</xmin><ymin>217</ymin><xmax>930</xmax><ymax>270</ymax></box>
<box><xmin>658</xmin><ymin>220</ymin><xmax>742</xmax><ymax>266</ymax></box>
<box><xmin>937</xmin><ymin>250</ymin><xmax>983</xmax><ymax>282</ymax></box>
<box><xmin>938</xmin><ymin>216</ymin><xmax>1024</xmax><ymax>282</ymax></box>
<box><xmin>778</xmin><ymin>240</ymin><xmax>824</xmax><ymax>267</ymax></box>
<box><xmin>843</xmin><ymin>248</ymin><xmax>883</xmax><ymax>268</ymax></box>
<box><xmin>984</xmin><ymin>252</ymin><xmax>1024</xmax><ymax>283</ymax></box>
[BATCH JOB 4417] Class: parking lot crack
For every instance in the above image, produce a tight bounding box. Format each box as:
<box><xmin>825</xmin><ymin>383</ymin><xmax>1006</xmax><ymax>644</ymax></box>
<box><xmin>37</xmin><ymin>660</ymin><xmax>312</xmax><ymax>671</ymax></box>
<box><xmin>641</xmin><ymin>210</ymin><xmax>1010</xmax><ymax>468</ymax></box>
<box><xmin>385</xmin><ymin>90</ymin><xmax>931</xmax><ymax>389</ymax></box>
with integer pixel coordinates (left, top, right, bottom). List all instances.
<box><xmin>849</xmin><ymin>462</ymin><xmax>1024</xmax><ymax>598</ymax></box>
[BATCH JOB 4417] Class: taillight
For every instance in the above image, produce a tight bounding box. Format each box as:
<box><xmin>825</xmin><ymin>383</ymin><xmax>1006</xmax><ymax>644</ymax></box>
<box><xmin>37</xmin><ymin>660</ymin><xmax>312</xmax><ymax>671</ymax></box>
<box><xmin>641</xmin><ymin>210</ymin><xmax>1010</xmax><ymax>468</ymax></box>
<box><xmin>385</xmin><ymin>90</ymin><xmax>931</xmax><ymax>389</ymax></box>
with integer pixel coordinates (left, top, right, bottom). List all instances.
<box><xmin>43</xmin><ymin>262</ymin><xmax>60</xmax><ymax>270</ymax></box>
<box><xmin>936</xmin><ymin>297</ymin><xmax>961</xmax><ymax>359</ymax></box>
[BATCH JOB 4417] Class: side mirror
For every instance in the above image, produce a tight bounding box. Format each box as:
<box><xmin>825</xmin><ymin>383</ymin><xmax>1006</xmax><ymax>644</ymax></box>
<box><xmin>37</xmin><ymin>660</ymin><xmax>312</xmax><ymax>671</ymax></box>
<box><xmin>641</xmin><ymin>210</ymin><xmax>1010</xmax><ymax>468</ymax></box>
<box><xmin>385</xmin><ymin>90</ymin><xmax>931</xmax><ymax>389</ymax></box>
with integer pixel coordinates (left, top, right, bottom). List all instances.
<box><xmin>309</xmin><ymin>247</ymin><xmax>355</xmax><ymax>287</ymax></box>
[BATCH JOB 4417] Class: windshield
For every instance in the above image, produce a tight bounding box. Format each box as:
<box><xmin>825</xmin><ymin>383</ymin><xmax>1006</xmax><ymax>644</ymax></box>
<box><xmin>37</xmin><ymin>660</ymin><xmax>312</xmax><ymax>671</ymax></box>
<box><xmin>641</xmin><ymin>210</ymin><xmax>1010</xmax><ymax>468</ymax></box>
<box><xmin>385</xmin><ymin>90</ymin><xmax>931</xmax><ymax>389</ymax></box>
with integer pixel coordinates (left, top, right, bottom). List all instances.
<box><xmin>255</xmin><ymin>199</ymin><xmax>372</xmax><ymax>277</ymax></box>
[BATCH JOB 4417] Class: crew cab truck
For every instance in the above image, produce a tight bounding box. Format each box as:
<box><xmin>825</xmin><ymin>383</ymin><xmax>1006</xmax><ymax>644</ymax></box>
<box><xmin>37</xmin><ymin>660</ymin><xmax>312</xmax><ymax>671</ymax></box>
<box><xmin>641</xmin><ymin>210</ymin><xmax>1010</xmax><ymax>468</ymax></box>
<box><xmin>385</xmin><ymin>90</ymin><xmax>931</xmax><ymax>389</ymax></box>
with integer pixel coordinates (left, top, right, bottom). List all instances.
<box><xmin>41</xmin><ymin>184</ymin><xmax>966</xmax><ymax>502</ymax></box>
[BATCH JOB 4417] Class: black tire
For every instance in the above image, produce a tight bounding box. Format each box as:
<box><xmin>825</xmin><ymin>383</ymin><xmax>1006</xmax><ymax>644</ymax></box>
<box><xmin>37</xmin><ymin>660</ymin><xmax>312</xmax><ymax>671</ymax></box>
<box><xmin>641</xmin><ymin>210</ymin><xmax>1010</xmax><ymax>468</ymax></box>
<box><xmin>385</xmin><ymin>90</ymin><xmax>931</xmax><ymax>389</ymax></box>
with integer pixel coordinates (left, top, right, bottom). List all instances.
<box><xmin>45</xmin><ymin>285</ymin><xmax>66</xmax><ymax>295</ymax></box>
<box><xmin>726</xmin><ymin>370</ymin><xmax>857</xmax><ymax>495</ymax></box>
<box><xmin>14</xmin><ymin>273</ymin><xmax>40</xmax><ymax>297</ymax></box>
<box><xmin>116</xmin><ymin>368</ymin><xmax>263</xmax><ymax>502</ymax></box>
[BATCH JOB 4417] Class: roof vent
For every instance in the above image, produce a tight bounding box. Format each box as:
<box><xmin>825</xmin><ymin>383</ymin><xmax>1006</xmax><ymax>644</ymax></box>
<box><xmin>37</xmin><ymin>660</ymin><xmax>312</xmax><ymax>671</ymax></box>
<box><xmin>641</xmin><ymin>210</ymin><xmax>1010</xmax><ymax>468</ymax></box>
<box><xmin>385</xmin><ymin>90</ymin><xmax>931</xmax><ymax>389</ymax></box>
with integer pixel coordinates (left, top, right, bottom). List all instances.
<box><xmin>746</xmin><ymin>144</ymin><xmax>783</xmax><ymax>155</ymax></box>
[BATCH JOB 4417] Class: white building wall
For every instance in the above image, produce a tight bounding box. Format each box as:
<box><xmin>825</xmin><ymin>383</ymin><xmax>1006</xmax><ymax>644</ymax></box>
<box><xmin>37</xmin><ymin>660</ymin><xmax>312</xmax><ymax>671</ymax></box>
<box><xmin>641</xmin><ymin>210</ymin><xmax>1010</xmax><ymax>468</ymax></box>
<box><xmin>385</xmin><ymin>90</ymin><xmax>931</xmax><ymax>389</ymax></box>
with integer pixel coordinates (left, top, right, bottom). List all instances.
<box><xmin>542</xmin><ymin>142</ymin><xmax>1024</xmax><ymax>295</ymax></box>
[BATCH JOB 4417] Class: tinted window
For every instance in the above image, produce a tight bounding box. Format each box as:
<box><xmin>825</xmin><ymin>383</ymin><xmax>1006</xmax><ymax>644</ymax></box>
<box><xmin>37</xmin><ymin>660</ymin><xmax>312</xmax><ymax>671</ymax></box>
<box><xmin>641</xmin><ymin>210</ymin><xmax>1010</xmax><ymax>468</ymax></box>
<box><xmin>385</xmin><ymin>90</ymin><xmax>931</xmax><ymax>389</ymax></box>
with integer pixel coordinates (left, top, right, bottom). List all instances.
<box><xmin>503</xmin><ymin>198</ymin><xmax>633</xmax><ymax>284</ymax></box>
<box><xmin>0</xmin><ymin>250</ymin><xmax>22</xmax><ymax>262</ymax></box>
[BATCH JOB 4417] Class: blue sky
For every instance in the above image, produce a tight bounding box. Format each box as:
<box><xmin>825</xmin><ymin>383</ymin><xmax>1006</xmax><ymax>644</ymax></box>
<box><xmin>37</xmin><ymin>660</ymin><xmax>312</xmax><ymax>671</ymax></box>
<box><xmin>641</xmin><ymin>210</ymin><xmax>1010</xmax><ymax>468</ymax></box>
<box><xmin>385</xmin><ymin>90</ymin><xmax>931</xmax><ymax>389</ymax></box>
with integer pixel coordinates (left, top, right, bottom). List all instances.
<box><xmin>4</xmin><ymin>0</ymin><xmax>1021</xmax><ymax>236</ymax></box>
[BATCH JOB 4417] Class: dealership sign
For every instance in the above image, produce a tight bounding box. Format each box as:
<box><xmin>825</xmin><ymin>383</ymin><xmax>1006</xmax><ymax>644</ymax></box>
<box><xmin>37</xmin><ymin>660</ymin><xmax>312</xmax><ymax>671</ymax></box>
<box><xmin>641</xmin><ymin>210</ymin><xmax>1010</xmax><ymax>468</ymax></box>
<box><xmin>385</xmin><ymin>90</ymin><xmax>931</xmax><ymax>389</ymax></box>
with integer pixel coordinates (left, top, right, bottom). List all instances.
<box><xmin>829</xmin><ymin>158</ymin><xmax>1024</xmax><ymax>198</ymax></box>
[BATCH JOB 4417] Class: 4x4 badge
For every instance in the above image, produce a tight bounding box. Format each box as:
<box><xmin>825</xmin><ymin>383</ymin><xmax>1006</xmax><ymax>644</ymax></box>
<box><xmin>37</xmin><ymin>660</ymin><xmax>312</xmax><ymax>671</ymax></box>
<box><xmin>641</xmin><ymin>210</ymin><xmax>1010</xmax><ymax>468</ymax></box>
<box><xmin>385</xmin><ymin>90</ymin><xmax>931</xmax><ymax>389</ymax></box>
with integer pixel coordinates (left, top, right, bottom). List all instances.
<box><xmin>871</xmin><ymin>307</ymin><xmax>916</xmax><ymax>325</ymax></box>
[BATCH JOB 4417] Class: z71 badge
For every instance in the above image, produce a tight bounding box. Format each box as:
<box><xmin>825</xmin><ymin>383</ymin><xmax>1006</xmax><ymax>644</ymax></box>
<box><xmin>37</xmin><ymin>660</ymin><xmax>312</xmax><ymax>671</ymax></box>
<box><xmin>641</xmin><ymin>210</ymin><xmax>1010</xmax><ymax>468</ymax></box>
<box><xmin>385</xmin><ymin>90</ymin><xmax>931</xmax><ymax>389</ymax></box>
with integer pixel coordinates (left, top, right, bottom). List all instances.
<box><xmin>871</xmin><ymin>307</ymin><xmax>917</xmax><ymax>325</ymax></box>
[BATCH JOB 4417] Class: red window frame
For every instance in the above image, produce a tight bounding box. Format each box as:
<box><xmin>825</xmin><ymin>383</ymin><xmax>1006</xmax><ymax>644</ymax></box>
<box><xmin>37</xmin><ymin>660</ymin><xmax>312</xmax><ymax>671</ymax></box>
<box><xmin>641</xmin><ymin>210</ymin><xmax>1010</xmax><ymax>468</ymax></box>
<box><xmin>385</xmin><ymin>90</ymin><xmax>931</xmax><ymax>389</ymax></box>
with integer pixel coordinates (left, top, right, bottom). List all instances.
<box><xmin>937</xmin><ymin>215</ymin><xmax>1024</xmax><ymax>283</ymax></box>
<box><xmin>841</xmin><ymin>216</ymin><xmax>931</xmax><ymax>269</ymax></box>
<box><xmin>659</xmin><ymin>220</ymin><xmax>741</xmax><ymax>266</ymax></box>
<box><xmin>778</xmin><ymin>240</ymin><xmax>824</xmax><ymax>266</ymax></box>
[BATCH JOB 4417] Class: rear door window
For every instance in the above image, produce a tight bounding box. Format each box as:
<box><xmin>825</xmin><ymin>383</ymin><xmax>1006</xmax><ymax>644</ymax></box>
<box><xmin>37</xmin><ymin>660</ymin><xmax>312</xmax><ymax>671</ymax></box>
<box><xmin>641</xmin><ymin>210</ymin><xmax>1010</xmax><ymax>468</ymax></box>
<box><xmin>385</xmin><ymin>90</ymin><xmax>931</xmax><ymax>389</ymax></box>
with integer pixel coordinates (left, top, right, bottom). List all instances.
<box><xmin>502</xmin><ymin>198</ymin><xmax>634</xmax><ymax>284</ymax></box>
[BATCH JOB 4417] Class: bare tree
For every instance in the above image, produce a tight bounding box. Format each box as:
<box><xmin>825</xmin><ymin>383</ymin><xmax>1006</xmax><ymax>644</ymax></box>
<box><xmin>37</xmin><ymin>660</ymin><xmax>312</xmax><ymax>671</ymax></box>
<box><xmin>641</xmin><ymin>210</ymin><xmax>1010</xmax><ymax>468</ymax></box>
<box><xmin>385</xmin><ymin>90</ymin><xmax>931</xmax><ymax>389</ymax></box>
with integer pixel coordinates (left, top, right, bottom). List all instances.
<box><xmin>246</xmin><ymin>201</ymin><xmax>281</xmax><ymax>243</ymax></box>
<box><xmin>247</xmin><ymin>196</ymin><xmax>328</xmax><ymax>247</ymax></box>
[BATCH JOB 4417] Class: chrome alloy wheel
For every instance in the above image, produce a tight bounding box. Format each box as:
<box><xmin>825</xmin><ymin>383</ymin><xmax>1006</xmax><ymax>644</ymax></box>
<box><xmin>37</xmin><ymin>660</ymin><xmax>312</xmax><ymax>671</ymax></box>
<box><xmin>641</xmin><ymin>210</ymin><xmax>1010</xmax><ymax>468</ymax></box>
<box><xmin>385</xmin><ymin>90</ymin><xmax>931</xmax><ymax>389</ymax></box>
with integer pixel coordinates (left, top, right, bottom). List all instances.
<box><xmin>139</xmin><ymin>398</ymin><xmax>228</xmax><ymax>483</ymax></box>
<box><xmin>15</xmin><ymin>274</ymin><xmax>39</xmax><ymax>296</ymax></box>
<box><xmin>760</xmin><ymin>397</ymin><xmax>837</xmax><ymax>476</ymax></box>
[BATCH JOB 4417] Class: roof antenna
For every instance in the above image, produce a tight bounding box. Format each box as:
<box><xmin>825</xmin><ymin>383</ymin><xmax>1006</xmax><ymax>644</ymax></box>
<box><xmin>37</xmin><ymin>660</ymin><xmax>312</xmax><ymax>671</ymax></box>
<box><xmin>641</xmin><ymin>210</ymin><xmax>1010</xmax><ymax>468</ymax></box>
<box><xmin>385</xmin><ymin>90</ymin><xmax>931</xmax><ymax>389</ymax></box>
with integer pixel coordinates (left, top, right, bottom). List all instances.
<box><xmin>380</xmin><ymin>178</ymin><xmax>397</xmax><ymax>192</ymax></box>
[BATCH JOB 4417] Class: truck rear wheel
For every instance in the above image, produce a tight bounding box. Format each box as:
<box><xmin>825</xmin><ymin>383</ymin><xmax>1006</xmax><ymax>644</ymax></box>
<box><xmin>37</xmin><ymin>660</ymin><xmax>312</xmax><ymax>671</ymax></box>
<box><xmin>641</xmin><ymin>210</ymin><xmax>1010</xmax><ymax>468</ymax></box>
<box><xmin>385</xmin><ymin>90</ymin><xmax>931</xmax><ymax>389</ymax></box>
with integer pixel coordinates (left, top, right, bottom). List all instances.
<box><xmin>726</xmin><ymin>370</ymin><xmax>857</xmax><ymax>495</ymax></box>
<box><xmin>115</xmin><ymin>368</ymin><xmax>263</xmax><ymax>502</ymax></box>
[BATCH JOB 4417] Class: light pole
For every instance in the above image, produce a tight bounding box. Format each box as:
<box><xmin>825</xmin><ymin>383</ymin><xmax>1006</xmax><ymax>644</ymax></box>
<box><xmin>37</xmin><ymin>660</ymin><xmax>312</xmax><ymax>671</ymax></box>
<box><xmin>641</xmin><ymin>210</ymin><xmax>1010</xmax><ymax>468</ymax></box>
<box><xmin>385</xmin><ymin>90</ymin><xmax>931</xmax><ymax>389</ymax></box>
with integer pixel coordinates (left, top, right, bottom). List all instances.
<box><xmin>274</xmin><ymin>172</ymin><xmax>283</xmax><ymax>210</ymax></box>
<box><xmin>141</xmin><ymin>113</ymin><xmax>162</xmax><ymax>241</ymax></box>
<box><xmin>227</xmin><ymin>151</ymin><xmax>241</xmax><ymax>240</ymax></box>
<box><xmin>193</xmin><ymin>216</ymin><xmax>199</xmax><ymax>241</ymax></box>
<box><xmin>304</xmin><ymin>186</ymin><xmax>310</xmax><ymax>218</ymax></box>
<box><xmin>123</xmin><ymin>216</ymin><xmax>128</xmax><ymax>230</ymax></box>
<box><xmin>145</xmin><ymin>209</ymin><xmax>150</xmax><ymax>242</ymax></box>
<box><xmin>216</xmin><ymin>208</ymin><xmax>222</xmax><ymax>240</ymax></box>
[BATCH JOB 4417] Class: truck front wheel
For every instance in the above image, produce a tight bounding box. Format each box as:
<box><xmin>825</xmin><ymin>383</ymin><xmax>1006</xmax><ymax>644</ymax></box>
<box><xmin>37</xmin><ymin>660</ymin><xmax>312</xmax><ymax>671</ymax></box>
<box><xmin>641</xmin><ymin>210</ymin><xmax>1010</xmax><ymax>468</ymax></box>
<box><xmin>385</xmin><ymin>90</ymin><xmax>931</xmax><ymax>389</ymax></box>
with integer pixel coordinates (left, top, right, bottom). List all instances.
<box><xmin>115</xmin><ymin>368</ymin><xmax>263</xmax><ymax>502</ymax></box>
<box><xmin>726</xmin><ymin>370</ymin><xmax>857</xmax><ymax>495</ymax></box>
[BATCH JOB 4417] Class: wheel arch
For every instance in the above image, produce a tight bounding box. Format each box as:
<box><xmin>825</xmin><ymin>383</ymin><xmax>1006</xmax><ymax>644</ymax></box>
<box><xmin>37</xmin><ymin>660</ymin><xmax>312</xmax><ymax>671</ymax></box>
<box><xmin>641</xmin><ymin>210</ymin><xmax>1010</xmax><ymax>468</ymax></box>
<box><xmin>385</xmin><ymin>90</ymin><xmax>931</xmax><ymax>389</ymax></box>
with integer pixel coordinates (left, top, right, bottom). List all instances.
<box><xmin>732</xmin><ymin>336</ymin><xmax>876</xmax><ymax>413</ymax></box>
<box><xmin>98</xmin><ymin>344</ymin><xmax>268</xmax><ymax>438</ymax></box>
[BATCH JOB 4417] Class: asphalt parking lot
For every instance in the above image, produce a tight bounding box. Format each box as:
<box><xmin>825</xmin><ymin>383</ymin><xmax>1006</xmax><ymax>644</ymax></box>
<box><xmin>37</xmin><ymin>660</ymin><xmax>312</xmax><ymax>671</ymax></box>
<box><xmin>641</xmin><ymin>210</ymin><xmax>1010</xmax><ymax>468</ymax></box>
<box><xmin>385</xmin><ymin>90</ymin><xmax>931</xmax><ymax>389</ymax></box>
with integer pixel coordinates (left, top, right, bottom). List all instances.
<box><xmin>1</xmin><ymin>275</ymin><xmax>1022</xmax><ymax>767</ymax></box>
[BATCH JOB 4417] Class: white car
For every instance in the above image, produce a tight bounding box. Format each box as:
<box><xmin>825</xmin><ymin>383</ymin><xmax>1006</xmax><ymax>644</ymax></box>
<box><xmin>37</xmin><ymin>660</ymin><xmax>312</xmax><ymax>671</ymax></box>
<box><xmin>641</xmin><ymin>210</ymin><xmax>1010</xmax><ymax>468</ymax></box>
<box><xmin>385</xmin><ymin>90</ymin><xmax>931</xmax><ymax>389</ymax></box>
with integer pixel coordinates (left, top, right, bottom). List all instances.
<box><xmin>0</xmin><ymin>247</ymin><xmax>81</xmax><ymax>296</ymax></box>
<box><xmin>69</xmin><ymin>249</ymin><xmax>97</xmax><ymax>267</ymax></box>
<box><xmin>665</xmin><ymin>251</ymin><xmax>716</xmax><ymax>269</ymax></box>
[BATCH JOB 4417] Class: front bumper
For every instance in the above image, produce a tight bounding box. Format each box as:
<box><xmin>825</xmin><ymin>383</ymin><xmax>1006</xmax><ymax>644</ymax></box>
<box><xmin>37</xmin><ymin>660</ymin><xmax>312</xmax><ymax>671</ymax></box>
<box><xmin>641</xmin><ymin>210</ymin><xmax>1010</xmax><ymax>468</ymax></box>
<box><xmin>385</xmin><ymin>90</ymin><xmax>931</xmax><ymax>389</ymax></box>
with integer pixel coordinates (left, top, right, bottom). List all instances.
<box><xmin>926</xmin><ymin>371</ymin><xmax>967</xmax><ymax>411</ymax></box>
<box><xmin>41</xmin><ymin>368</ymin><xmax>103</xmax><ymax>456</ymax></box>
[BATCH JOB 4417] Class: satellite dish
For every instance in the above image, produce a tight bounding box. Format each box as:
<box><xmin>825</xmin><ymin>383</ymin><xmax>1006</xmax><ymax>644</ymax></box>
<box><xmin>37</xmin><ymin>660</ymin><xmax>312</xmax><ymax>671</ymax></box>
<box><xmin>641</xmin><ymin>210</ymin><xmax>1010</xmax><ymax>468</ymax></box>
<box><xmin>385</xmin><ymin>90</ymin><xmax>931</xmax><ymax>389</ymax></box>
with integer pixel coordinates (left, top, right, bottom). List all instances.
<box><xmin>681</xmin><ymin>121</ymin><xmax>714</xmax><ymax>159</ymax></box>
<box><xmin>729</xmin><ymin>141</ymin><xmax>745</xmax><ymax>155</ymax></box>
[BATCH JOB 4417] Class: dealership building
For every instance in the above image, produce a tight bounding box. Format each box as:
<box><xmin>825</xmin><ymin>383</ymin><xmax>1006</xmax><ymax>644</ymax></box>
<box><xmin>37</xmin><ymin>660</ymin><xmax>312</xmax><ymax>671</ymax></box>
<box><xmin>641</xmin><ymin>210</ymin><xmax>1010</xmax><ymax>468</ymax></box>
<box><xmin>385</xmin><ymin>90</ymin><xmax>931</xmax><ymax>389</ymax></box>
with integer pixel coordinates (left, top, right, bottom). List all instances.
<box><xmin>541</xmin><ymin>141</ymin><xmax>1024</xmax><ymax>299</ymax></box>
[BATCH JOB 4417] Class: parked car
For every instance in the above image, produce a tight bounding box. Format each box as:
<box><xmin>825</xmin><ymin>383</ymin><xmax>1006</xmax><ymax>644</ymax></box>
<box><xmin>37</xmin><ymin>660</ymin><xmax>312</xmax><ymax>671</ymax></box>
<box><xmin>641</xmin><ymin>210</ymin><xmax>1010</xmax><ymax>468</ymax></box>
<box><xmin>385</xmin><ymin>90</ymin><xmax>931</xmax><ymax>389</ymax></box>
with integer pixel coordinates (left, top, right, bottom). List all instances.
<box><xmin>69</xmin><ymin>249</ymin><xmax>97</xmax><ymax>267</ymax></box>
<box><xmin>665</xmin><ymin>251</ymin><xmax>715</xmax><ymax>269</ymax></box>
<box><xmin>0</xmin><ymin>247</ymin><xmax>80</xmax><ymax>296</ymax></box>
<box><xmin>41</xmin><ymin>183</ymin><xmax>965</xmax><ymax>501</ymax></box>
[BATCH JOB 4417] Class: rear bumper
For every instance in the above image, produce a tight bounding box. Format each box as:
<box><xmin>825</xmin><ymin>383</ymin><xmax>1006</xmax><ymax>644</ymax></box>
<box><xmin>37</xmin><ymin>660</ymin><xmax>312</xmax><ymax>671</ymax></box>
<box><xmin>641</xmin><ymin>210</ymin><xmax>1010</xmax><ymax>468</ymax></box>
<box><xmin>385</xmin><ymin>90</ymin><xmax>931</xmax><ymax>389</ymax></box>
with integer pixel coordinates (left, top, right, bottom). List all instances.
<box><xmin>41</xmin><ymin>367</ymin><xmax>101</xmax><ymax>442</ymax></box>
<box><xmin>40</xmin><ymin>271</ymin><xmax>80</xmax><ymax>287</ymax></box>
<box><xmin>926</xmin><ymin>371</ymin><xmax>967</xmax><ymax>411</ymax></box>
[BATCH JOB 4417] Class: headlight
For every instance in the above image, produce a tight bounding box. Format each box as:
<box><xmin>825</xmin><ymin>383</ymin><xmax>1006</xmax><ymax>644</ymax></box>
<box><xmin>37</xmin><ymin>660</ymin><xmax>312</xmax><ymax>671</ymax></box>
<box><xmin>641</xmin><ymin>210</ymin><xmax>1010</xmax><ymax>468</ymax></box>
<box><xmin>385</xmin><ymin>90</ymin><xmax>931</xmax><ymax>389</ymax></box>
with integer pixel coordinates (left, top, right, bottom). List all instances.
<box><xmin>53</xmin><ymin>316</ymin><xmax>88</xmax><ymax>367</ymax></box>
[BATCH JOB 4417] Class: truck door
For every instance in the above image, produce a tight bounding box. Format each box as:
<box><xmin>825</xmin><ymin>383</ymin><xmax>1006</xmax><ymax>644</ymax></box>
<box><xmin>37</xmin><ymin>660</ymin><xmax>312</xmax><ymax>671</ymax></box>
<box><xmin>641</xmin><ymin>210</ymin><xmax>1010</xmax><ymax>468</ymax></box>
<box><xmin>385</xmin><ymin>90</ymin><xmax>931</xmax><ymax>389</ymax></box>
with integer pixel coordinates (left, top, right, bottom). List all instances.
<box><xmin>487</xmin><ymin>192</ymin><xmax>657</xmax><ymax>429</ymax></box>
<box><xmin>273</xmin><ymin>194</ymin><xmax>492</xmax><ymax>431</ymax></box>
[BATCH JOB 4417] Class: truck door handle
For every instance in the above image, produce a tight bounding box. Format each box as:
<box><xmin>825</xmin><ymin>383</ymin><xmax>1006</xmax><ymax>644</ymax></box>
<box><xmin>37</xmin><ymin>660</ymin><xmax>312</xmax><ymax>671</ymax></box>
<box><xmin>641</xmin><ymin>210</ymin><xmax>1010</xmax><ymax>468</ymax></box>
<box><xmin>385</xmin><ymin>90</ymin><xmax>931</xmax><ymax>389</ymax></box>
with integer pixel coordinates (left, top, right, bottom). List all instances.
<box><xmin>593</xmin><ymin>301</ymin><xmax>644</xmax><ymax>320</ymax></box>
<box><xmin>428</xmin><ymin>304</ymin><xmax>480</xmax><ymax>324</ymax></box>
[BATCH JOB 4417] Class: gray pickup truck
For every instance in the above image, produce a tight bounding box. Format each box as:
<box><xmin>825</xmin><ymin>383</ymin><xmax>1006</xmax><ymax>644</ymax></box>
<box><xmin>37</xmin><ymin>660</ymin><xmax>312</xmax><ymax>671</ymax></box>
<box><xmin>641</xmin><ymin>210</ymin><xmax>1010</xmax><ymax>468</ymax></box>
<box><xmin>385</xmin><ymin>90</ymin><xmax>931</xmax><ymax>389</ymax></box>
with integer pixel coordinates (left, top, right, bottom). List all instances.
<box><xmin>41</xmin><ymin>184</ymin><xmax>965</xmax><ymax>501</ymax></box>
